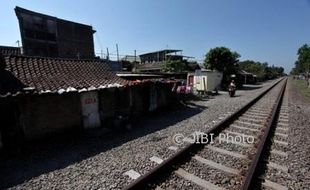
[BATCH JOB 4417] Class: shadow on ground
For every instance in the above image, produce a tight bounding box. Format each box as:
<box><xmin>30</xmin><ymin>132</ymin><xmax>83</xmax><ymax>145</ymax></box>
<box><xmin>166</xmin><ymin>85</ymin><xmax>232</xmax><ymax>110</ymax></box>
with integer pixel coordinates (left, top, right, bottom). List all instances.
<box><xmin>0</xmin><ymin>103</ymin><xmax>207</xmax><ymax>189</ymax></box>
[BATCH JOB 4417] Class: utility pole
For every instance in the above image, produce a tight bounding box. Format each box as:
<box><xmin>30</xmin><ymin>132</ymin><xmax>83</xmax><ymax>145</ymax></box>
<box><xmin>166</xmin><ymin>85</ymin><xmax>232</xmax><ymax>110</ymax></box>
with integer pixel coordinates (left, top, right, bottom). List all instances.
<box><xmin>77</xmin><ymin>52</ymin><xmax>80</xmax><ymax>59</ymax></box>
<box><xmin>157</xmin><ymin>52</ymin><xmax>159</xmax><ymax>62</ymax></box>
<box><xmin>134</xmin><ymin>49</ymin><xmax>137</xmax><ymax>71</ymax></box>
<box><xmin>101</xmin><ymin>49</ymin><xmax>103</xmax><ymax>59</ymax></box>
<box><xmin>116</xmin><ymin>43</ymin><xmax>119</xmax><ymax>62</ymax></box>
<box><xmin>16</xmin><ymin>40</ymin><xmax>23</xmax><ymax>54</ymax></box>
<box><xmin>106</xmin><ymin>48</ymin><xmax>109</xmax><ymax>61</ymax></box>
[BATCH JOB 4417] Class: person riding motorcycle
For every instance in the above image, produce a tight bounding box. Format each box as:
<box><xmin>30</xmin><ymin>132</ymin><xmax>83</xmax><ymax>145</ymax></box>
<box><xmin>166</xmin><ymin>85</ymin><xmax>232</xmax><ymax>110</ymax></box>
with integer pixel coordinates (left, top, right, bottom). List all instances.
<box><xmin>228</xmin><ymin>80</ymin><xmax>236</xmax><ymax>97</ymax></box>
<box><xmin>230</xmin><ymin>80</ymin><xmax>236</xmax><ymax>88</ymax></box>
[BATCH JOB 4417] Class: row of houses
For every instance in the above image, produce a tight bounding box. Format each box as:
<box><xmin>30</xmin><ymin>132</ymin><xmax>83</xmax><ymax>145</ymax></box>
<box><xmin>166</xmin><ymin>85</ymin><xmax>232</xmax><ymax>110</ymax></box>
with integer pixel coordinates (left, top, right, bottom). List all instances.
<box><xmin>0</xmin><ymin>50</ymin><xmax>176</xmax><ymax>147</ymax></box>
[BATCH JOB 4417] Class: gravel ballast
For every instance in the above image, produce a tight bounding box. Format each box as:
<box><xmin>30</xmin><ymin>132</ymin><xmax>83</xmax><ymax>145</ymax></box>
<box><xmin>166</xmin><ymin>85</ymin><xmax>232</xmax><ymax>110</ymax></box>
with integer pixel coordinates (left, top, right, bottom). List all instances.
<box><xmin>160</xmin><ymin>79</ymin><xmax>286</xmax><ymax>190</ymax></box>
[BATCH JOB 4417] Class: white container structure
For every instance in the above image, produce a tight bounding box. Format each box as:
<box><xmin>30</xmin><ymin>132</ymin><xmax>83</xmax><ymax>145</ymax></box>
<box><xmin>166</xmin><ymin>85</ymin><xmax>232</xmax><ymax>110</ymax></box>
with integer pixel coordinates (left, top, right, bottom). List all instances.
<box><xmin>187</xmin><ymin>69</ymin><xmax>223</xmax><ymax>93</ymax></box>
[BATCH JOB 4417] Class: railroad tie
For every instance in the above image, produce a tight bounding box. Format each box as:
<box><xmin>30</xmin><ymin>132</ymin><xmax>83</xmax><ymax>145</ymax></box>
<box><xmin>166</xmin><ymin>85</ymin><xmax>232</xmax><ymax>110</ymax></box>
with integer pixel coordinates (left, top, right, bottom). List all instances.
<box><xmin>267</xmin><ymin>161</ymin><xmax>289</xmax><ymax>173</ymax></box>
<box><xmin>270</xmin><ymin>149</ymin><xmax>288</xmax><ymax>157</ymax></box>
<box><xmin>235</xmin><ymin>120</ymin><xmax>263</xmax><ymax>128</ymax></box>
<box><xmin>274</xmin><ymin>140</ymin><xmax>288</xmax><ymax>146</ymax></box>
<box><xmin>207</xmin><ymin>145</ymin><xmax>248</xmax><ymax>159</ymax></box>
<box><xmin>150</xmin><ymin>156</ymin><xmax>164</xmax><ymax>164</ymax></box>
<box><xmin>275</xmin><ymin>132</ymin><xmax>288</xmax><ymax>138</ymax></box>
<box><xmin>193</xmin><ymin>155</ymin><xmax>239</xmax><ymax>175</ymax></box>
<box><xmin>262</xmin><ymin>179</ymin><xmax>288</xmax><ymax>190</ymax></box>
<box><xmin>175</xmin><ymin>168</ymin><xmax>226</xmax><ymax>190</ymax></box>
<box><xmin>124</xmin><ymin>169</ymin><xmax>141</xmax><ymax>180</ymax></box>
<box><xmin>230</xmin><ymin>125</ymin><xmax>260</xmax><ymax>132</ymax></box>
<box><xmin>276</xmin><ymin>127</ymin><xmax>288</xmax><ymax>132</ymax></box>
<box><xmin>168</xmin><ymin>146</ymin><xmax>179</xmax><ymax>151</ymax></box>
<box><xmin>224</xmin><ymin>130</ymin><xmax>255</xmax><ymax>138</ymax></box>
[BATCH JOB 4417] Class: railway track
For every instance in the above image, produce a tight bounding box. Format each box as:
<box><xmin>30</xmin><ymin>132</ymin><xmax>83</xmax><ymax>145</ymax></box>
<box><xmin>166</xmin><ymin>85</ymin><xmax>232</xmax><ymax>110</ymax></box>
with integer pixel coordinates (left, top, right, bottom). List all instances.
<box><xmin>252</xmin><ymin>82</ymin><xmax>290</xmax><ymax>190</ymax></box>
<box><xmin>123</xmin><ymin>78</ymin><xmax>287</xmax><ymax>190</ymax></box>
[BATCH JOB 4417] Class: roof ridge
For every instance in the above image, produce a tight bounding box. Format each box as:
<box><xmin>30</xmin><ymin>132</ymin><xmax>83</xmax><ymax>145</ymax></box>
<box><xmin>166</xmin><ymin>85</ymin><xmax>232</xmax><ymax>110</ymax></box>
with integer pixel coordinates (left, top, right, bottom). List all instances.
<box><xmin>6</xmin><ymin>54</ymin><xmax>104</xmax><ymax>62</ymax></box>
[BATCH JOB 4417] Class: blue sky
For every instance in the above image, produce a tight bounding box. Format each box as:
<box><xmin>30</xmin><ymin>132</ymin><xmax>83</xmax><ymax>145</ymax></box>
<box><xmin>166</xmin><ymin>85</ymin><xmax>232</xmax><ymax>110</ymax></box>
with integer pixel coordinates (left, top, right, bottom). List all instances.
<box><xmin>1</xmin><ymin>0</ymin><xmax>310</xmax><ymax>73</ymax></box>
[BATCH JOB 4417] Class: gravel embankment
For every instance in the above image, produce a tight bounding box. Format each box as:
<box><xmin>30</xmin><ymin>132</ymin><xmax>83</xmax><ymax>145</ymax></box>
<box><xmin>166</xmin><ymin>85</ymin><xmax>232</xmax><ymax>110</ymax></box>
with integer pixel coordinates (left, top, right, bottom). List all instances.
<box><xmin>256</xmin><ymin>78</ymin><xmax>310</xmax><ymax>190</ymax></box>
<box><xmin>0</xmin><ymin>79</ymin><xmax>280</xmax><ymax>190</ymax></box>
<box><xmin>287</xmin><ymin>78</ymin><xmax>310</xmax><ymax>189</ymax></box>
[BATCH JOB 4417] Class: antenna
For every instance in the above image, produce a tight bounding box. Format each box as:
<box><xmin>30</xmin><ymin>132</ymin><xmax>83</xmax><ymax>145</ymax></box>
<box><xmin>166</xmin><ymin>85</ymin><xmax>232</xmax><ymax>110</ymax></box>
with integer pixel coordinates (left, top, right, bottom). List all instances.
<box><xmin>77</xmin><ymin>52</ymin><xmax>80</xmax><ymax>59</ymax></box>
<box><xmin>106</xmin><ymin>48</ymin><xmax>109</xmax><ymax>60</ymax></box>
<box><xmin>116</xmin><ymin>44</ymin><xmax>119</xmax><ymax>62</ymax></box>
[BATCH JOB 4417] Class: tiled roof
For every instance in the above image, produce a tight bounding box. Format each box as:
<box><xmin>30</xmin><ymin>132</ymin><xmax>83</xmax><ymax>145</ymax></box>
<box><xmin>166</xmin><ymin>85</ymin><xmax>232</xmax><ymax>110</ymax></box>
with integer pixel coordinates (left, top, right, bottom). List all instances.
<box><xmin>0</xmin><ymin>46</ymin><xmax>21</xmax><ymax>56</ymax></box>
<box><xmin>0</xmin><ymin>54</ymin><xmax>129</xmax><ymax>97</ymax></box>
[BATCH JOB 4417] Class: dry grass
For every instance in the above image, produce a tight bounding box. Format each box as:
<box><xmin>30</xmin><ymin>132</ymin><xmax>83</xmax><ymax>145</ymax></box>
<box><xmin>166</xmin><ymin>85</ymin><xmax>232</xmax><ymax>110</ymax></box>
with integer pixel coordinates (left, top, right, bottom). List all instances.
<box><xmin>293</xmin><ymin>79</ymin><xmax>310</xmax><ymax>102</ymax></box>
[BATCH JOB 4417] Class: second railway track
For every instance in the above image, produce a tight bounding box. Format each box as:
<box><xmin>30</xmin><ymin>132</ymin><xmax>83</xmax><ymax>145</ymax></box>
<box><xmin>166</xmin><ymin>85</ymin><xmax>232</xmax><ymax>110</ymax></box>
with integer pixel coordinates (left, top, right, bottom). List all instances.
<box><xmin>123</xmin><ymin>78</ymin><xmax>288</xmax><ymax>190</ymax></box>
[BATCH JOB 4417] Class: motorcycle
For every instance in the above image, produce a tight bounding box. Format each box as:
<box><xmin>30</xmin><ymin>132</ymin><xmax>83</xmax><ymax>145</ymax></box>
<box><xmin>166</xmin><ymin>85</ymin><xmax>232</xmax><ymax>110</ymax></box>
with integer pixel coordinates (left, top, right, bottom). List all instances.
<box><xmin>228</xmin><ymin>85</ymin><xmax>236</xmax><ymax>97</ymax></box>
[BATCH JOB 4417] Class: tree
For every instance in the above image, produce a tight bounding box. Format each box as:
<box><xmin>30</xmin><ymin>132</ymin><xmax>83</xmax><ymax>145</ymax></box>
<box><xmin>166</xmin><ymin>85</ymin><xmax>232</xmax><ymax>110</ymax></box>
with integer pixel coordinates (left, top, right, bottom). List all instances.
<box><xmin>238</xmin><ymin>60</ymin><xmax>267</xmax><ymax>81</ymax></box>
<box><xmin>265</xmin><ymin>65</ymin><xmax>284</xmax><ymax>79</ymax></box>
<box><xmin>239</xmin><ymin>60</ymin><xmax>284</xmax><ymax>81</ymax></box>
<box><xmin>297</xmin><ymin>44</ymin><xmax>310</xmax><ymax>72</ymax></box>
<box><xmin>204</xmin><ymin>47</ymin><xmax>240</xmax><ymax>84</ymax></box>
<box><xmin>162</xmin><ymin>60</ymin><xmax>187</xmax><ymax>73</ymax></box>
<box><xmin>204</xmin><ymin>47</ymin><xmax>240</xmax><ymax>72</ymax></box>
<box><xmin>291</xmin><ymin>44</ymin><xmax>310</xmax><ymax>74</ymax></box>
<box><xmin>290</xmin><ymin>67</ymin><xmax>299</xmax><ymax>75</ymax></box>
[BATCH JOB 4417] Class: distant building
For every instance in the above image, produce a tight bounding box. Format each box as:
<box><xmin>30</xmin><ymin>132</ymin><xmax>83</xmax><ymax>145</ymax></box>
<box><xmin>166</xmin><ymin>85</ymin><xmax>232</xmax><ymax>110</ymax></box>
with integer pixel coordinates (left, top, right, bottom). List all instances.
<box><xmin>137</xmin><ymin>49</ymin><xmax>198</xmax><ymax>73</ymax></box>
<box><xmin>121</xmin><ymin>55</ymin><xmax>141</xmax><ymax>63</ymax></box>
<box><xmin>15</xmin><ymin>6</ymin><xmax>96</xmax><ymax>59</ymax></box>
<box><xmin>136</xmin><ymin>62</ymin><xmax>163</xmax><ymax>73</ymax></box>
<box><xmin>238</xmin><ymin>70</ymin><xmax>257</xmax><ymax>84</ymax></box>
<box><xmin>139</xmin><ymin>49</ymin><xmax>183</xmax><ymax>63</ymax></box>
<box><xmin>106</xmin><ymin>60</ymin><xmax>122</xmax><ymax>71</ymax></box>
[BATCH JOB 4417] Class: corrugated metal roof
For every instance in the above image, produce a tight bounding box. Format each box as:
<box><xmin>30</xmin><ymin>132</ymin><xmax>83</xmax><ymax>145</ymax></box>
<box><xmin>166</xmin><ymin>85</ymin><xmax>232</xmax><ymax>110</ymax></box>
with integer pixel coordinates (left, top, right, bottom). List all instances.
<box><xmin>139</xmin><ymin>49</ymin><xmax>182</xmax><ymax>57</ymax></box>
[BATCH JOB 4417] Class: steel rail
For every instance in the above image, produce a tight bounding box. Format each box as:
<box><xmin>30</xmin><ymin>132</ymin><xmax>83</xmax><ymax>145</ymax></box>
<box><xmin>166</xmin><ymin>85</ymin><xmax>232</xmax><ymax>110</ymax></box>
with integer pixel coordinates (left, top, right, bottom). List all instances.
<box><xmin>240</xmin><ymin>78</ymin><xmax>287</xmax><ymax>190</ymax></box>
<box><xmin>123</xmin><ymin>78</ymin><xmax>286</xmax><ymax>190</ymax></box>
